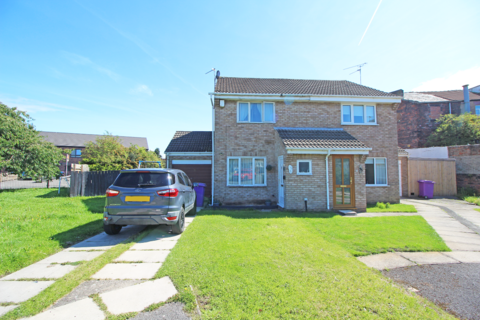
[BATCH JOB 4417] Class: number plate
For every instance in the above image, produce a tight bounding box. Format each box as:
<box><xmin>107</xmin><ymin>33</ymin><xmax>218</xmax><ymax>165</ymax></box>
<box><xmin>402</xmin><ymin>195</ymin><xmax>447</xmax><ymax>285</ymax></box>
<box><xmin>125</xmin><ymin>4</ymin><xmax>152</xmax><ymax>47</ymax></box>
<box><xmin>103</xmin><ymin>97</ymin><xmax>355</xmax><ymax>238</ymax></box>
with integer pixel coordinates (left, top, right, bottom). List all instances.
<box><xmin>125</xmin><ymin>196</ymin><xmax>150</xmax><ymax>202</ymax></box>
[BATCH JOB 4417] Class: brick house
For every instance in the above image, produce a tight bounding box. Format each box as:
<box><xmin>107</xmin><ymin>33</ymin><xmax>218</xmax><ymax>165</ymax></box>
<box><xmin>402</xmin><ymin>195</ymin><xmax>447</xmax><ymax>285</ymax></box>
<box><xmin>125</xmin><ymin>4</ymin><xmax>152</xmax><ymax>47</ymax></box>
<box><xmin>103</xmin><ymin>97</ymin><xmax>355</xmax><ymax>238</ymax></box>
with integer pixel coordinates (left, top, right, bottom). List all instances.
<box><xmin>397</xmin><ymin>87</ymin><xmax>480</xmax><ymax>149</ymax></box>
<box><xmin>39</xmin><ymin>132</ymin><xmax>148</xmax><ymax>173</ymax></box>
<box><xmin>205</xmin><ymin>77</ymin><xmax>403</xmax><ymax>212</ymax></box>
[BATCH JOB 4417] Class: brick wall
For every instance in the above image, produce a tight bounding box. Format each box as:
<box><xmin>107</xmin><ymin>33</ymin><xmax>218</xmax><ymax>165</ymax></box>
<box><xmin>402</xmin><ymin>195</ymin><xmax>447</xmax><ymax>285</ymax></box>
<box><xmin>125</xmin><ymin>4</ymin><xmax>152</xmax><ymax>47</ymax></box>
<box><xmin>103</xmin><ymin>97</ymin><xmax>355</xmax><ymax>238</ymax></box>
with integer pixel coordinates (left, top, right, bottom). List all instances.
<box><xmin>397</xmin><ymin>100</ymin><xmax>461</xmax><ymax>148</ymax></box>
<box><xmin>400</xmin><ymin>157</ymin><xmax>409</xmax><ymax>197</ymax></box>
<box><xmin>213</xmin><ymin>98</ymin><xmax>400</xmax><ymax>208</ymax></box>
<box><xmin>448</xmin><ymin>144</ymin><xmax>480</xmax><ymax>193</ymax></box>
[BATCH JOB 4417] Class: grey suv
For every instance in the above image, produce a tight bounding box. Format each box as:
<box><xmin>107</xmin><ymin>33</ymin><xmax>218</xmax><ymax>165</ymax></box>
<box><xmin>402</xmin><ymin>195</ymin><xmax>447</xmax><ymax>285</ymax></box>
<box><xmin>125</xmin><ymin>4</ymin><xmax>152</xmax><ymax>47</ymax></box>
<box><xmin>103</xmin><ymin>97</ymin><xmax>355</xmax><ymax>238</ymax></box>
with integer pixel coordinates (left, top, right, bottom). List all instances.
<box><xmin>103</xmin><ymin>168</ymin><xmax>196</xmax><ymax>235</ymax></box>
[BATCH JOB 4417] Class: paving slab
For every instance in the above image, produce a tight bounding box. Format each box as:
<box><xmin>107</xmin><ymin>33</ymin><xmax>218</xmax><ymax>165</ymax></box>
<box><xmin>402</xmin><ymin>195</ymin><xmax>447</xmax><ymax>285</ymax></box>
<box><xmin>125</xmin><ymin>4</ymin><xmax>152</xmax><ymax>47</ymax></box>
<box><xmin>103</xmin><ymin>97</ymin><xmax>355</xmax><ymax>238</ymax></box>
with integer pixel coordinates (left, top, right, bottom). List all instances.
<box><xmin>357</xmin><ymin>253</ymin><xmax>415</xmax><ymax>270</ymax></box>
<box><xmin>115</xmin><ymin>250</ymin><xmax>170</xmax><ymax>263</ymax></box>
<box><xmin>0</xmin><ymin>305</ymin><xmax>18</xmax><ymax>317</ymax></box>
<box><xmin>100</xmin><ymin>277</ymin><xmax>177</xmax><ymax>314</ymax></box>
<box><xmin>399</xmin><ymin>252</ymin><xmax>459</xmax><ymax>265</ymax></box>
<box><xmin>446</xmin><ymin>242</ymin><xmax>480</xmax><ymax>251</ymax></box>
<box><xmin>442</xmin><ymin>251</ymin><xmax>480</xmax><ymax>263</ymax></box>
<box><xmin>140</xmin><ymin>228</ymin><xmax>182</xmax><ymax>242</ymax></box>
<box><xmin>91</xmin><ymin>263</ymin><xmax>161</xmax><ymax>280</ymax></box>
<box><xmin>0</xmin><ymin>281</ymin><xmax>55</xmax><ymax>303</ymax></box>
<box><xmin>132</xmin><ymin>302</ymin><xmax>190</xmax><ymax>320</ymax></box>
<box><xmin>22</xmin><ymin>297</ymin><xmax>104</xmax><ymax>320</ymax></box>
<box><xmin>1</xmin><ymin>263</ymin><xmax>76</xmax><ymax>280</ymax></box>
<box><xmin>54</xmin><ymin>280</ymin><xmax>143</xmax><ymax>308</ymax></box>
<box><xmin>67</xmin><ymin>225</ymin><xmax>145</xmax><ymax>251</ymax></box>
<box><xmin>38</xmin><ymin>251</ymin><xmax>104</xmax><ymax>264</ymax></box>
<box><xmin>130</xmin><ymin>240</ymin><xmax>177</xmax><ymax>250</ymax></box>
<box><xmin>442</xmin><ymin>235</ymin><xmax>480</xmax><ymax>245</ymax></box>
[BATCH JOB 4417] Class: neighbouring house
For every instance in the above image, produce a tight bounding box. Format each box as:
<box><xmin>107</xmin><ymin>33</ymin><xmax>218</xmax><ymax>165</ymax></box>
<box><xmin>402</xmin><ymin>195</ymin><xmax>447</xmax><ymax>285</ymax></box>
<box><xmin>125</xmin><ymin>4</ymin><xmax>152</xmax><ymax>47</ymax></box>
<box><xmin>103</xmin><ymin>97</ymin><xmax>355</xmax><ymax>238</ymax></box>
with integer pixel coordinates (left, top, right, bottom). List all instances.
<box><xmin>397</xmin><ymin>85</ymin><xmax>480</xmax><ymax>149</ymax></box>
<box><xmin>166</xmin><ymin>76</ymin><xmax>404</xmax><ymax>212</ymax></box>
<box><xmin>164</xmin><ymin>131</ymin><xmax>212</xmax><ymax>198</ymax></box>
<box><xmin>39</xmin><ymin>131</ymin><xmax>149</xmax><ymax>173</ymax></box>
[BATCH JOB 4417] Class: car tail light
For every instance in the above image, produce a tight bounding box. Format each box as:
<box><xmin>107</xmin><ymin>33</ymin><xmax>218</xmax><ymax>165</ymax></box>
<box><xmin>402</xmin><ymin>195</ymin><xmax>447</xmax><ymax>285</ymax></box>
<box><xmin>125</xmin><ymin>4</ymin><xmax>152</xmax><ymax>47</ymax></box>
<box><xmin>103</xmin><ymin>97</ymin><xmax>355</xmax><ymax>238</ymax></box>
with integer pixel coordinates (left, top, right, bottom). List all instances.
<box><xmin>157</xmin><ymin>188</ymin><xmax>179</xmax><ymax>197</ymax></box>
<box><xmin>106</xmin><ymin>188</ymin><xmax>120</xmax><ymax>197</ymax></box>
<box><xmin>166</xmin><ymin>216</ymin><xmax>177</xmax><ymax>221</ymax></box>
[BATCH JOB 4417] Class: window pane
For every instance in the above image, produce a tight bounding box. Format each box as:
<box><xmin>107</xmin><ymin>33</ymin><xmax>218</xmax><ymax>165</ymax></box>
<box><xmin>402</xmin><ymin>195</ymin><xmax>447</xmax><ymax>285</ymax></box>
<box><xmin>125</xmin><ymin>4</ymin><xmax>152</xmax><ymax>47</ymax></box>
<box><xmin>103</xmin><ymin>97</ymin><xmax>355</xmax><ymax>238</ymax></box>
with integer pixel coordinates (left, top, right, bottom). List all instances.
<box><xmin>239</xmin><ymin>103</ymin><xmax>249</xmax><ymax>122</ymax></box>
<box><xmin>254</xmin><ymin>159</ymin><xmax>265</xmax><ymax>185</ymax></box>
<box><xmin>336</xmin><ymin>188</ymin><xmax>343</xmax><ymax>204</ymax></box>
<box><xmin>178</xmin><ymin>173</ymin><xmax>186</xmax><ymax>185</ymax></box>
<box><xmin>343</xmin><ymin>158</ymin><xmax>350</xmax><ymax>185</ymax></box>
<box><xmin>335</xmin><ymin>158</ymin><xmax>342</xmax><ymax>185</ymax></box>
<box><xmin>250</xmin><ymin>103</ymin><xmax>262</xmax><ymax>122</ymax></box>
<box><xmin>354</xmin><ymin>105</ymin><xmax>364</xmax><ymax>123</ymax></box>
<box><xmin>342</xmin><ymin>105</ymin><xmax>351</xmax><ymax>122</ymax></box>
<box><xmin>366</xmin><ymin>106</ymin><xmax>375</xmax><ymax>123</ymax></box>
<box><xmin>228</xmin><ymin>159</ymin><xmax>239</xmax><ymax>185</ymax></box>
<box><xmin>241</xmin><ymin>158</ymin><xmax>253</xmax><ymax>185</ymax></box>
<box><xmin>344</xmin><ymin>187</ymin><xmax>351</xmax><ymax>204</ymax></box>
<box><xmin>375</xmin><ymin>158</ymin><xmax>387</xmax><ymax>185</ymax></box>
<box><xmin>476</xmin><ymin>106</ymin><xmax>480</xmax><ymax>115</ymax></box>
<box><xmin>299</xmin><ymin>161</ymin><xmax>310</xmax><ymax>173</ymax></box>
<box><xmin>264</xmin><ymin>103</ymin><xmax>274</xmax><ymax>122</ymax></box>
<box><xmin>76</xmin><ymin>149</ymin><xmax>82</xmax><ymax>156</ymax></box>
<box><xmin>365</xmin><ymin>162</ymin><xmax>375</xmax><ymax>184</ymax></box>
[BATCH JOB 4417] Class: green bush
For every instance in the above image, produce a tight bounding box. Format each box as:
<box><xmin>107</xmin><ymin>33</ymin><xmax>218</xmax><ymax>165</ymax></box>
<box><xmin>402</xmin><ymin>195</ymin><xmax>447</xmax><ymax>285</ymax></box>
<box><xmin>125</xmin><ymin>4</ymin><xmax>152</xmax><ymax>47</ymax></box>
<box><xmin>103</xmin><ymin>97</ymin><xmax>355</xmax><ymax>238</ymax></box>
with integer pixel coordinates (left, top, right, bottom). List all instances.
<box><xmin>376</xmin><ymin>202</ymin><xmax>386</xmax><ymax>209</ymax></box>
<box><xmin>457</xmin><ymin>186</ymin><xmax>476</xmax><ymax>199</ymax></box>
<box><xmin>385</xmin><ymin>202</ymin><xmax>391</xmax><ymax>208</ymax></box>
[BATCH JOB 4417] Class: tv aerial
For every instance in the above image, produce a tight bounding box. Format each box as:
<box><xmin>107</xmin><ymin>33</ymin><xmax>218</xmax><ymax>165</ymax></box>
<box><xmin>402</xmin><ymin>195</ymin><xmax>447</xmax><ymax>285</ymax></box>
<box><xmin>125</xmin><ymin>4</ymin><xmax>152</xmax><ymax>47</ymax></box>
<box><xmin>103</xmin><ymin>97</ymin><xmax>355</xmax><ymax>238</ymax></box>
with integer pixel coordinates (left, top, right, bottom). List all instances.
<box><xmin>344</xmin><ymin>63</ymin><xmax>367</xmax><ymax>84</ymax></box>
<box><xmin>205</xmin><ymin>68</ymin><xmax>220</xmax><ymax>89</ymax></box>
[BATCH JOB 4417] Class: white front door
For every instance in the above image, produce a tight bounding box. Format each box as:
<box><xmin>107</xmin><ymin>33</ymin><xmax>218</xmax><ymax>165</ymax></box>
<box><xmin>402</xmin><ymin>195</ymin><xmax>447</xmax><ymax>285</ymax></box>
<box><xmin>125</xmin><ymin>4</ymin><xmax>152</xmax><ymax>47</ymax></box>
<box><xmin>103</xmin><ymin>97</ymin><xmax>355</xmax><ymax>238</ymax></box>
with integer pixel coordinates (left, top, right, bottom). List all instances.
<box><xmin>398</xmin><ymin>160</ymin><xmax>402</xmax><ymax>197</ymax></box>
<box><xmin>278</xmin><ymin>156</ymin><xmax>285</xmax><ymax>208</ymax></box>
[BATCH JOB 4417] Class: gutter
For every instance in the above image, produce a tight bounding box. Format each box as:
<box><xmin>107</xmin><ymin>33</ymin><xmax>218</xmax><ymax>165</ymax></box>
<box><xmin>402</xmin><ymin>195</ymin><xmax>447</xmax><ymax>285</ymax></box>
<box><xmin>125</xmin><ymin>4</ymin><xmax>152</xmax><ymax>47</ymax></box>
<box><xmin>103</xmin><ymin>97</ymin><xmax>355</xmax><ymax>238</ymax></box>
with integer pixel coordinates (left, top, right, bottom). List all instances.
<box><xmin>326</xmin><ymin>149</ymin><xmax>331</xmax><ymax>210</ymax></box>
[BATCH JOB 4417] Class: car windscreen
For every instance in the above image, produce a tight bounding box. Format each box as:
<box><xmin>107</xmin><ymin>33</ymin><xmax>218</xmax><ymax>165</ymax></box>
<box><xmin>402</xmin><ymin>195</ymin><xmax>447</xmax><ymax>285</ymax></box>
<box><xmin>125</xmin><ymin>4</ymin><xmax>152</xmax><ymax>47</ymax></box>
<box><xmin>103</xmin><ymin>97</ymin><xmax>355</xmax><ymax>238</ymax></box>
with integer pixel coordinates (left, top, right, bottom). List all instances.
<box><xmin>113</xmin><ymin>172</ymin><xmax>174</xmax><ymax>188</ymax></box>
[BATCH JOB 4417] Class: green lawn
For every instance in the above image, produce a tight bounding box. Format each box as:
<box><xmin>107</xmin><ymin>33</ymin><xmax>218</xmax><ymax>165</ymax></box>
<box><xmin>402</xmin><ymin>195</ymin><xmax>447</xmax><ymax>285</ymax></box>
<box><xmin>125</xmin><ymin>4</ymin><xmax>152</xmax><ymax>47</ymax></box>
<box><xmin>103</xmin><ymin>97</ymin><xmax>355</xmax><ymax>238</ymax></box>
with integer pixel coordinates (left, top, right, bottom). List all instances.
<box><xmin>463</xmin><ymin>196</ymin><xmax>480</xmax><ymax>206</ymax></box>
<box><xmin>156</xmin><ymin>210</ymin><xmax>452</xmax><ymax>319</ymax></box>
<box><xmin>475</xmin><ymin>208</ymin><xmax>480</xmax><ymax>213</ymax></box>
<box><xmin>0</xmin><ymin>188</ymin><xmax>104</xmax><ymax>277</ymax></box>
<box><xmin>367</xmin><ymin>203</ymin><xmax>417</xmax><ymax>212</ymax></box>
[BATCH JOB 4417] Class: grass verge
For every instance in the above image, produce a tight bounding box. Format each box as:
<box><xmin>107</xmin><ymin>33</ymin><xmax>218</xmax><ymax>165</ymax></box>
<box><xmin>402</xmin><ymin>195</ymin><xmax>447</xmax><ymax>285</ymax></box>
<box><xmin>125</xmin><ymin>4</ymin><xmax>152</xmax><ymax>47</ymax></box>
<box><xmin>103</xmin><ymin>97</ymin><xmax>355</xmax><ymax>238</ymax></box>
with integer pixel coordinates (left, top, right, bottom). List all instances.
<box><xmin>475</xmin><ymin>208</ymin><xmax>480</xmax><ymax>213</ymax></box>
<box><xmin>367</xmin><ymin>203</ymin><xmax>417</xmax><ymax>212</ymax></box>
<box><xmin>156</xmin><ymin>210</ymin><xmax>452</xmax><ymax>319</ymax></box>
<box><xmin>0</xmin><ymin>228</ymin><xmax>150</xmax><ymax>320</ymax></box>
<box><xmin>463</xmin><ymin>196</ymin><xmax>480</xmax><ymax>206</ymax></box>
<box><xmin>0</xmin><ymin>188</ymin><xmax>105</xmax><ymax>277</ymax></box>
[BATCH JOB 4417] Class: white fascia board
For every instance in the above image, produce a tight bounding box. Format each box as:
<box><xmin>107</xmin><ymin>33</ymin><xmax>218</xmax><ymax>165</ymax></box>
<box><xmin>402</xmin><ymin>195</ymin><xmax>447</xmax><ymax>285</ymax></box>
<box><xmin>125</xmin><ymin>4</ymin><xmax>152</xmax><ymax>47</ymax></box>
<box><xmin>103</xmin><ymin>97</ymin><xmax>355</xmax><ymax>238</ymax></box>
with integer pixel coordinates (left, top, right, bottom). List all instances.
<box><xmin>209</xmin><ymin>92</ymin><xmax>401</xmax><ymax>103</ymax></box>
<box><xmin>165</xmin><ymin>152</ymin><xmax>212</xmax><ymax>156</ymax></box>
<box><xmin>172</xmin><ymin>160</ymin><xmax>212</xmax><ymax>165</ymax></box>
<box><xmin>287</xmin><ymin>148</ymin><xmax>371</xmax><ymax>155</ymax></box>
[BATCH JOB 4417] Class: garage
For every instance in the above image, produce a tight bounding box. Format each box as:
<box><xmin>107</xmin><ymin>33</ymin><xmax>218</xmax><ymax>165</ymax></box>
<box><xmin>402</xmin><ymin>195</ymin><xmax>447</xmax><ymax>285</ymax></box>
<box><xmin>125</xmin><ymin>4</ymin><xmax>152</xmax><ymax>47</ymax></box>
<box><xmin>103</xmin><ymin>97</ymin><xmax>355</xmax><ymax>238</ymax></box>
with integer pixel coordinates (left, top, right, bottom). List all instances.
<box><xmin>172</xmin><ymin>160</ymin><xmax>212</xmax><ymax>198</ymax></box>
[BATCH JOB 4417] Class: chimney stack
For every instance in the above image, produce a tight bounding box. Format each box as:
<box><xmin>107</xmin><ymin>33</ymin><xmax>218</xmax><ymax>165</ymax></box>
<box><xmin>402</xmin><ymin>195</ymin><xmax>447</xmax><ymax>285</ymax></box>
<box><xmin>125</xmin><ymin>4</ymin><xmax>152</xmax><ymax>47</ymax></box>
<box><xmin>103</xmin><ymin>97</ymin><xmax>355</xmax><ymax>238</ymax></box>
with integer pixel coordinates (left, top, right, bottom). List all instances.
<box><xmin>463</xmin><ymin>84</ymin><xmax>471</xmax><ymax>113</ymax></box>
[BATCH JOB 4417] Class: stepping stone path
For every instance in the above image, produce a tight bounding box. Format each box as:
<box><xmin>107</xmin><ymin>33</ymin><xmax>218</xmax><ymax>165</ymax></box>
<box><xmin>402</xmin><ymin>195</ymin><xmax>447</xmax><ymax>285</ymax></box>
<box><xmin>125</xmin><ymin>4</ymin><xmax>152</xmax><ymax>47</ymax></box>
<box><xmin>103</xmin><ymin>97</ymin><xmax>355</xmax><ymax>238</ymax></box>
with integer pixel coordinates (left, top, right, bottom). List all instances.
<box><xmin>357</xmin><ymin>199</ymin><xmax>480</xmax><ymax>270</ymax></box>
<box><xmin>5</xmin><ymin>215</ymin><xmax>196</xmax><ymax>319</ymax></box>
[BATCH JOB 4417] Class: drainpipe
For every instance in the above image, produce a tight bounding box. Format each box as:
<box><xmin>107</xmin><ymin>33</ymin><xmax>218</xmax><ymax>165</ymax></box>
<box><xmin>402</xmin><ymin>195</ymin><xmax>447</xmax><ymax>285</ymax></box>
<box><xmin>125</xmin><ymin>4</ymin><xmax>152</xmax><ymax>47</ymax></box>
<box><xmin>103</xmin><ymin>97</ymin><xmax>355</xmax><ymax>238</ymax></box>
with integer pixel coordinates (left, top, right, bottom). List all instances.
<box><xmin>325</xmin><ymin>149</ymin><xmax>331</xmax><ymax>210</ymax></box>
<box><xmin>449</xmin><ymin>102</ymin><xmax>451</xmax><ymax>114</ymax></box>
<box><xmin>463</xmin><ymin>84</ymin><xmax>471</xmax><ymax>113</ymax></box>
<box><xmin>211</xmin><ymin>96</ymin><xmax>215</xmax><ymax>206</ymax></box>
<box><xmin>166</xmin><ymin>154</ymin><xmax>169</xmax><ymax>168</ymax></box>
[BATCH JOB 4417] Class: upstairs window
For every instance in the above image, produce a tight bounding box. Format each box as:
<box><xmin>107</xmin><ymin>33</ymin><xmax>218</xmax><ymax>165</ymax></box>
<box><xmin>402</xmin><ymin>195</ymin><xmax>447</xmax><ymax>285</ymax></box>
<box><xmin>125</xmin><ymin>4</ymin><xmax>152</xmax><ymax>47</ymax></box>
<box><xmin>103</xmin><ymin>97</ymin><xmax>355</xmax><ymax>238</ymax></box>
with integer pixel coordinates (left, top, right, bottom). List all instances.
<box><xmin>342</xmin><ymin>104</ymin><xmax>376</xmax><ymax>125</ymax></box>
<box><xmin>238</xmin><ymin>102</ymin><xmax>275</xmax><ymax>123</ymax></box>
<box><xmin>70</xmin><ymin>149</ymin><xmax>82</xmax><ymax>158</ymax></box>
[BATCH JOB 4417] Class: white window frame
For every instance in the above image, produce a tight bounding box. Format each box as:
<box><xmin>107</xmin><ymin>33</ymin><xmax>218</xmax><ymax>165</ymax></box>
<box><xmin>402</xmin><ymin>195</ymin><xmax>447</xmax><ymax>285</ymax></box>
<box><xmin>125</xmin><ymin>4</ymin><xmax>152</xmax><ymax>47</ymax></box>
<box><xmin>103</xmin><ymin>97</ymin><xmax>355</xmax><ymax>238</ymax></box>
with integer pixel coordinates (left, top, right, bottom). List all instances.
<box><xmin>227</xmin><ymin>156</ymin><xmax>267</xmax><ymax>187</ymax></box>
<box><xmin>365</xmin><ymin>157</ymin><xmax>388</xmax><ymax>186</ymax></box>
<box><xmin>341</xmin><ymin>104</ymin><xmax>377</xmax><ymax>125</ymax></box>
<box><xmin>296</xmin><ymin>160</ymin><xmax>312</xmax><ymax>175</ymax></box>
<box><xmin>237</xmin><ymin>102</ymin><xmax>276</xmax><ymax>123</ymax></box>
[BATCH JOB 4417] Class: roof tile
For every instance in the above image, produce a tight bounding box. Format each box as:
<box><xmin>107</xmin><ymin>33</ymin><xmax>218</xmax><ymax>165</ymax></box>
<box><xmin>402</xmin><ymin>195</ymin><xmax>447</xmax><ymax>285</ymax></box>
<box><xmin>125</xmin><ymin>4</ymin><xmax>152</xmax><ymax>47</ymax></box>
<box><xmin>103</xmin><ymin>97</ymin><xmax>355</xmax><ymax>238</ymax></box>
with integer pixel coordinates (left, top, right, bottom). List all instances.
<box><xmin>275</xmin><ymin>128</ymin><xmax>368</xmax><ymax>149</ymax></box>
<box><xmin>164</xmin><ymin>131</ymin><xmax>212</xmax><ymax>153</ymax></box>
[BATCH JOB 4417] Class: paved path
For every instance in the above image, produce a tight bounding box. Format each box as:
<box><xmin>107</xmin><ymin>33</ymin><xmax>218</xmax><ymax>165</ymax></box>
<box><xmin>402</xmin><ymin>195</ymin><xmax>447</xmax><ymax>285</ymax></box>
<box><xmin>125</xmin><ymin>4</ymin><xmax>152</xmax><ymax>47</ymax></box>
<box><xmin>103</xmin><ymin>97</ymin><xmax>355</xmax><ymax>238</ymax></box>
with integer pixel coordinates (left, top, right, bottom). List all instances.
<box><xmin>0</xmin><ymin>213</ymin><xmax>196</xmax><ymax>319</ymax></box>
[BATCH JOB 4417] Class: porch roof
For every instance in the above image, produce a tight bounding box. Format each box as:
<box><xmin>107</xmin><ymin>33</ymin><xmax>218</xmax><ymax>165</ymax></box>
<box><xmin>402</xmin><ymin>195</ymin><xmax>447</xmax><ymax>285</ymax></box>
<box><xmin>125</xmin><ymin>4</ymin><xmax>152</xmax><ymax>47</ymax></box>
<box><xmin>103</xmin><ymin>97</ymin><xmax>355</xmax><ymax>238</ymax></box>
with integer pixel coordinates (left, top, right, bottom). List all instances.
<box><xmin>275</xmin><ymin>127</ymin><xmax>369</xmax><ymax>150</ymax></box>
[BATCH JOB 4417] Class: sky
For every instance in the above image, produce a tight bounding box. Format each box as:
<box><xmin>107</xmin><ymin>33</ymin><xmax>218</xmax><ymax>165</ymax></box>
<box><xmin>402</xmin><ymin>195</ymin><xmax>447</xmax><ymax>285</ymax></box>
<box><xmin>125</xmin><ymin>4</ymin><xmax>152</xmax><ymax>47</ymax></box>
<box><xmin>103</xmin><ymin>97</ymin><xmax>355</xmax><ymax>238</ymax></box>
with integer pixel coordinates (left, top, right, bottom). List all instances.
<box><xmin>1</xmin><ymin>0</ymin><xmax>479</xmax><ymax>153</ymax></box>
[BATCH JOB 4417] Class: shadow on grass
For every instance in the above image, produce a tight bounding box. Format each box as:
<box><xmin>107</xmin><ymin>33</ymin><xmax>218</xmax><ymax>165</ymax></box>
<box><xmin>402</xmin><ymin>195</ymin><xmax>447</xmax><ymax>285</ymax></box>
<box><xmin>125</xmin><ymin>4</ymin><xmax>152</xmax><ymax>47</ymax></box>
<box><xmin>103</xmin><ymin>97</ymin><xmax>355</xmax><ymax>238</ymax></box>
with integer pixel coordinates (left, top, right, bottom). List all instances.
<box><xmin>51</xmin><ymin>220</ymin><xmax>104</xmax><ymax>248</ymax></box>
<box><xmin>81</xmin><ymin>198</ymin><xmax>105</xmax><ymax>213</ymax></box>
<box><xmin>35</xmin><ymin>188</ymin><xmax>70</xmax><ymax>198</ymax></box>
<box><xmin>197</xmin><ymin>209</ymin><xmax>337</xmax><ymax>219</ymax></box>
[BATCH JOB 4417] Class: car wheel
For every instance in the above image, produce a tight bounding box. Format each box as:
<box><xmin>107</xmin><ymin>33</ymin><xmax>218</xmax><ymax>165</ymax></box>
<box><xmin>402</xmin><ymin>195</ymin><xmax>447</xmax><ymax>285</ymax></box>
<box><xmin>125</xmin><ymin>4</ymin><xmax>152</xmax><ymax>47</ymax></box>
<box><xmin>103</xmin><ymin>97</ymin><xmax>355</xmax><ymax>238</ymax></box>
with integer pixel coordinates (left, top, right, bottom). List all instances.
<box><xmin>172</xmin><ymin>207</ymin><xmax>185</xmax><ymax>234</ymax></box>
<box><xmin>104</xmin><ymin>224</ymin><xmax>122</xmax><ymax>235</ymax></box>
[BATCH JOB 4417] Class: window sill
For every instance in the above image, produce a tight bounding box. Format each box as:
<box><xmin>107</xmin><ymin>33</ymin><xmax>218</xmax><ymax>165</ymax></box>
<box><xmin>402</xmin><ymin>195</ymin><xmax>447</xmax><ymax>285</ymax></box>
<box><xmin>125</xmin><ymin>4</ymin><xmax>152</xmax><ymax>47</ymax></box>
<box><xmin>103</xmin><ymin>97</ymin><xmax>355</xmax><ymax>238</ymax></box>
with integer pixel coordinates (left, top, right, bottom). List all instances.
<box><xmin>297</xmin><ymin>173</ymin><xmax>312</xmax><ymax>176</ymax></box>
<box><xmin>366</xmin><ymin>185</ymin><xmax>390</xmax><ymax>187</ymax></box>
<box><xmin>237</xmin><ymin>122</ymin><xmax>276</xmax><ymax>124</ymax></box>
<box><xmin>341</xmin><ymin>123</ymin><xmax>378</xmax><ymax>126</ymax></box>
<box><xmin>227</xmin><ymin>185</ymin><xmax>267</xmax><ymax>187</ymax></box>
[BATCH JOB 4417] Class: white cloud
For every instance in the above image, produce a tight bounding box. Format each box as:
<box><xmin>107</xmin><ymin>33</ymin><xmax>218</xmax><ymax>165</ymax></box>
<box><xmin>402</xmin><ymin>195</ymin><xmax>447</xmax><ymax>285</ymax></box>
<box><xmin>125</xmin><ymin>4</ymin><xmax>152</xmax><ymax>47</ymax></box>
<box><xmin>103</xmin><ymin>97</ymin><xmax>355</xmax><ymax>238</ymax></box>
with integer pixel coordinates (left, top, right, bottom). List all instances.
<box><xmin>0</xmin><ymin>96</ymin><xmax>81</xmax><ymax>114</ymax></box>
<box><xmin>412</xmin><ymin>66</ymin><xmax>480</xmax><ymax>91</ymax></box>
<box><xmin>61</xmin><ymin>51</ymin><xmax>121</xmax><ymax>81</ymax></box>
<box><xmin>129</xmin><ymin>84</ymin><xmax>153</xmax><ymax>96</ymax></box>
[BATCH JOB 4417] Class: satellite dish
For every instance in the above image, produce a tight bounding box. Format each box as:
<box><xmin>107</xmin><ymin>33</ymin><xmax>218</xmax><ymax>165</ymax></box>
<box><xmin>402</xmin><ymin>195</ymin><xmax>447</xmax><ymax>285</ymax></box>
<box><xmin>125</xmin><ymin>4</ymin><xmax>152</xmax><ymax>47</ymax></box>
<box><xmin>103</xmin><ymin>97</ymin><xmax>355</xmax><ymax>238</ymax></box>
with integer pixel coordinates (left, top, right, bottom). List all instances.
<box><xmin>215</xmin><ymin>70</ymin><xmax>220</xmax><ymax>79</ymax></box>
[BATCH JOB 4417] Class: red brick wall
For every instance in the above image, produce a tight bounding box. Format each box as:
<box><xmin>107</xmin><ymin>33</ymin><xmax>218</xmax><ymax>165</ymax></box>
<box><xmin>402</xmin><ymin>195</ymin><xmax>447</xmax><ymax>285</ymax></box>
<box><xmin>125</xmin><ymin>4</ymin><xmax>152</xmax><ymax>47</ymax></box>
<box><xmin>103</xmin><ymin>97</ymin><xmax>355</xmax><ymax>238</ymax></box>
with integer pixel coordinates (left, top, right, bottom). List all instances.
<box><xmin>448</xmin><ymin>144</ymin><xmax>480</xmax><ymax>193</ymax></box>
<box><xmin>397</xmin><ymin>100</ymin><xmax>461</xmax><ymax>149</ymax></box>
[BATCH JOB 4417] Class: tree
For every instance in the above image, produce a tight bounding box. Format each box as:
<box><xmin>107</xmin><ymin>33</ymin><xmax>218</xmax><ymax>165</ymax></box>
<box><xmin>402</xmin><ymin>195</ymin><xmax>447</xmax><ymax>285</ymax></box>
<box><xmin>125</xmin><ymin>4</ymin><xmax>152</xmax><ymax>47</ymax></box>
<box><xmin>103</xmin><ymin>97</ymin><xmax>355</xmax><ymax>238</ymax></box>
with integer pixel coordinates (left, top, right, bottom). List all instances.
<box><xmin>154</xmin><ymin>148</ymin><xmax>161</xmax><ymax>157</ymax></box>
<box><xmin>81</xmin><ymin>133</ymin><xmax>161</xmax><ymax>171</ymax></box>
<box><xmin>0</xmin><ymin>103</ymin><xmax>64</xmax><ymax>180</ymax></box>
<box><xmin>427</xmin><ymin>113</ymin><xmax>480</xmax><ymax>147</ymax></box>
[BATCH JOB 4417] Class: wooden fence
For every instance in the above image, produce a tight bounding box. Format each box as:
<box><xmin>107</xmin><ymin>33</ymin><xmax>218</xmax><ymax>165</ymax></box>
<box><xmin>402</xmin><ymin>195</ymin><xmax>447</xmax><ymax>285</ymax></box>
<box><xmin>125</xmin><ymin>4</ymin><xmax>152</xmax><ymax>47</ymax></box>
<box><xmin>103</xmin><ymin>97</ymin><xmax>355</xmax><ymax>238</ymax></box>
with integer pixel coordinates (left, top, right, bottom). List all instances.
<box><xmin>70</xmin><ymin>171</ymin><xmax>120</xmax><ymax>197</ymax></box>
<box><xmin>408</xmin><ymin>158</ymin><xmax>457</xmax><ymax>197</ymax></box>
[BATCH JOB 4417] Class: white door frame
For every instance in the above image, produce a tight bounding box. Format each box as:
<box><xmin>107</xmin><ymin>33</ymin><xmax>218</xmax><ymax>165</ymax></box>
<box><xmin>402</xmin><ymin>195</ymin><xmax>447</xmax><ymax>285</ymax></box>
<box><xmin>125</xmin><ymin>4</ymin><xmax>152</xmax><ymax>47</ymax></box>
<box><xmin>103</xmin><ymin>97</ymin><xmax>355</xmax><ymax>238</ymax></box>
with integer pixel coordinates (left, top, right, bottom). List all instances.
<box><xmin>278</xmin><ymin>156</ymin><xmax>285</xmax><ymax>208</ymax></box>
<box><xmin>398</xmin><ymin>160</ymin><xmax>402</xmax><ymax>197</ymax></box>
